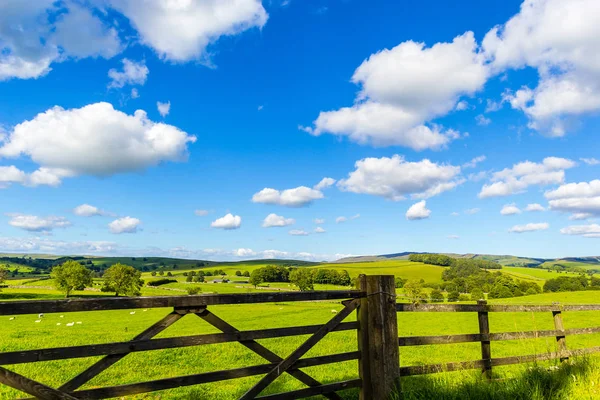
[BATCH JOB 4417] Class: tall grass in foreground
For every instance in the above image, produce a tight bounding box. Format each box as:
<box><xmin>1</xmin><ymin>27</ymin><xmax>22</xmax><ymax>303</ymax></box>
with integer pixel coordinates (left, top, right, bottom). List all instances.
<box><xmin>396</xmin><ymin>358</ymin><xmax>600</xmax><ymax>400</ymax></box>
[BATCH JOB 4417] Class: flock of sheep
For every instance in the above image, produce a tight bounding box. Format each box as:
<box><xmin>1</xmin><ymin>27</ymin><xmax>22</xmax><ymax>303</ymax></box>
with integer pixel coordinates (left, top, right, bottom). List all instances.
<box><xmin>8</xmin><ymin>309</ymin><xmax>149</xmax><ymax>325</ymax></box>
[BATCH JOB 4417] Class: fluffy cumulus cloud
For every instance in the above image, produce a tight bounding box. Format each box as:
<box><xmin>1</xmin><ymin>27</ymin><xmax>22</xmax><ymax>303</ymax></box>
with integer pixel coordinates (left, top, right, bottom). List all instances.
<box><xmin>314</xmin><ymin>177</ymin><xmax>336</xmax><ymax>190</ymax></box>
<box><xmin>560</xmin><ymin>224</ymin><xmax>600</xmax><ymax>238</ymax></box>
<box><xmin>335</xmin><ymin>216</ymin><xmax>347</xmax><ymax>224</ymax></box>
<box><xmin>210</xmin><ymin>213</ymin><xmax>242</xmax><ymax>230</ymax></box>
<box><xmin>484</xmin><ymin>0</ymin><xmax>600</xmax><ymax>136</ymax></box>
<box><xmin>463</xmin><ymin>155</ymin><xmax>486</xmax><ymax>169</ymax></box>
<box><xmin>106</xmin><ymin>0</ymin><xmax>267</xmax><ymax>62</ymax></box>
<box><xmin>0</xmin><ymin>1</ymin><xmax>268</xmax><ymax>81</ymax></box>
<box><xmin>0</xmin><ymin>102</ymin><xmax>196</xmax><ymax>188</ymax></box>
<box><xmin>545</xmin><ymin>180</ymin><xmax>600</xmax><ymax>218</ymax></box>
<box><xmin>500</xmin><ymin>203</ymin><xmax>521</xmax><ymax>215</ymax></box>
<box><xmin>262</xmin><ymin>213</ymin><xmax>295</xmax><ymax>228</ymax></box>
<box><xmin>338</xmin><ymin>155</ymin><xmax>463</xmax><ymax>200</ymax></box>
<box><xmin>581</xmin><ymin>158</ymin><xmax>600</xmax><ymax>166</ymax></box>
<box><xmin>0</xmin><ymin>236</ymin><xmax>120</xmax><ymax>255</ymax></box>
<box><xmin>405</xmin><ymin>200</ymin><xmax>431</xmax><ymax>220</ymax></box>
<box><xmin>252</xmin><ymin>186</ymin><xmax>324</xmax><ymax>207</ymax></box>
<box><xmin>0</xmin><ymin>1</ymin><xmax>121</xmax><ymax>81</ymax></box>
<box><xmin>157</xmin><ymin>101</ymin><xmax>171</xmax><ymax>117</ymax></box>
<box><xmin>108</xmin><ymin>59</ymin><xmax>149</xmax><ymax>88</ymax></box>
<box><xmin>234</xmin><ymin>248</ymin><xmax>256</xmax><ymax>257</ymax></box>
<box><xmin>525</xmin><ymin>203</ymin><xmax>546</xmax><ymax>212</ymax></box>
<box><xmin>479</xmin><ymin>157</ymin><xmax>575</xmax><ymax>198</ymax></box>
<box><xmin>73</xmin><ymin>204</ymin><xmax>111</xmax><ymax>217</ymax></box>
<box><xmin>109</xmin><ymin>216</ymin><xmax>141</xmax><ymax>234</ymax></box>
<box><xmin>7</xmin><ymin>214</ymin><xmax>71</xmax><ymax>232</ymax></box>
<box><xmin>314</xmin><ymin>226</ymin><xmax>326</xmax><ymax>233</ymax></box>
<box><xmin>509</xmin><ymin>222</ymin><xmax>549</xmax><ymax>233</ymax></box>
<box><xmin>314</xmin><ymin>218</ymin><xmax>325</xmax><ymax>224</ymax></box>
<box><xmin>301</xmin><ymin>32</ymin><xmax>487</xmax><ymax>150</ymax></box>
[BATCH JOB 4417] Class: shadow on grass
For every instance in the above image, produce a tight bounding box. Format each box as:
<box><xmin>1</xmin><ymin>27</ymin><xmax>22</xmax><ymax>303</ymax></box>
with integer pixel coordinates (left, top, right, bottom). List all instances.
<box><xmin>394</xmin><ymin>359</ymin><xmax>593</xmax><ymax>400</ymax></box>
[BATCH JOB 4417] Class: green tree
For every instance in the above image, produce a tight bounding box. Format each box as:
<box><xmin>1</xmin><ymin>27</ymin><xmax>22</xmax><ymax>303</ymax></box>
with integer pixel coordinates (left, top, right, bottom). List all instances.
<box><xmin>0</xmin><ymin>265</ymin><xmax>7</xmax><ymax>291</ymax></box>
<box><xmin>242</xmin><ymin>271</ymin><xmax>250</xmax><ymax>277</ymax></box>
<box><xmin>186</xmin><ymin>274</ymin><xmax>193</xmax><ymax>282</ymax></box>
<box><xmin>249</xmin><ymin>269</ymin><xmax>264</xmax><ymax>288</ymax></box>
<box><xmin>429</xmin><ymin>289</ymin><xmax>444</xmax><ymax>303</ymax></box>
<box><xmin>447</xmin><ymin>290</ymin><xmax>460</xmax><ymax>302</ymax></box>
<box><xmin>193</xmin><ymin>275</ymin><xmax>204</xmax><ymax>283</ymax></box>
<box><xmin>102</xmin><ymin>263</ymin><xmax>143</xmax><ymax>296</ymax></box>
<box><xmin>186</xmin><ymin>286</ymin><xmax>201</xmax><ymax>295</ymax></box>
<box><xmin>151</xmin><ymin>271</ymin><xmax>156</xmax><ymax>276</ymax></box>
<box><xmin>403</xmin><ymin>280</ymin><xmax>425</xmax><ymax>304</ymax></box>
<box><xmin>470</xmin><ymin>288</ymin><xmax>485</xmax><ymax>301</ymax></box>
<box><xmin>51</xmin><ymin>261</ymin><xmax>93</xmax><ymax>297</ymax></box>
<box><xmin>290</xmin><ymin>269</ymin><xmax>314</xmax><ymax>291</ymax></box>
<box><xmin>235</xmin><ymin>270</ymin><xmax>242</xmax><ymax>276</ymax></box>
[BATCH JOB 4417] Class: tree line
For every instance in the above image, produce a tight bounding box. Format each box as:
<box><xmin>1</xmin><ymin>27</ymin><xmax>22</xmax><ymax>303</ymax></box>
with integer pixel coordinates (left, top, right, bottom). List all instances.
<box><xmin>408</xmin><ymin>253</ymin><xmax>502</xmax><ymax>269</ymax></box>
<box><xmin>248</xmin><ymin>266</ymin><xmax>352</xmax><ymax>291</ymax></box>
<box><xmin>543</xmin><ymin>275</ymin><xmax>600</xmax><ymax>292</ymax></box>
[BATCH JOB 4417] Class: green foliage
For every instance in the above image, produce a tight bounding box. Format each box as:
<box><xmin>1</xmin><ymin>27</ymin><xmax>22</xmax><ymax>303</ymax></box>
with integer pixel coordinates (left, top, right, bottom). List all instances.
<box><xmin>458</xmin><ymin>294</ymin><xmax>471</xmax><ymax>302</ymax></box>
<box><xmin>186</xmin><ymin>274</ymin><xmax>193</xmax><ymax>282</ymax></box>
<box><xmin>447</xmin><ymin>290</ymin><xmax>460</xmax><ymax>302</ymax></box>
<box><xmin>429</xmin><ymin>289</ymin><xmax>444</xmax><ymax>303</ymax></box>
<box><xmin>101</xmin><ymin>263</ymin><xmax>143</xmax><ymax>296</ymax></box>
<box><xmin>151</xmin><ymin>271</ymin><xmax>156</xmax><ymax>276</ymax></box>
<box><xmin>235</xmin><ymin>270</ymin><xmax>242</xmax><ymax>276</ymax></box>
<box><xmin>146</xmin><ymin>278</ymin><xmax>177</xmax><ymax>286</ymax></box>
<box><xmin>51</xmin><ymin>261</ymin><xmax>93</xmax><ymax>297</ymax></box>
<box><xmin>470</xmin><ymin>288</ymin><xmax>484</xmax><ymax>301</ymax></box>
<box><xmin>404</xmin><ymin>280</ymin><xmax>425</xmax><ymax>304</ymax></box>
<box><xmin>242</xmin><ymin>271</ymin><xmax>250</xmax><ymax>277</ymax></box>
<box><xmin>289</xmin><ymin>269</ymin><xmax>315</xmax><ymax>291</ymax></box>
<box><xmin>186</xmin><ymin>286</ymin><xmax>201</xmax><ymax>295</ymax></box>
<box><xmin>0</xmin><ymin>266</ymin><xmax>7</xmax><ymax>291</ymax></box>
<box><xmin>544</xmin><ymin>276</ymin><xmax>590</xmax><ymax>292</ymax></box>
<box><xmin>194</xmin><ymin>275</ymin><xmax>204</xmax><ymax>283</ymax></box>
<box><xmin>395</xmin><ymin>277</ymin><xmax>407</xmax><ymax>288</ymax></box>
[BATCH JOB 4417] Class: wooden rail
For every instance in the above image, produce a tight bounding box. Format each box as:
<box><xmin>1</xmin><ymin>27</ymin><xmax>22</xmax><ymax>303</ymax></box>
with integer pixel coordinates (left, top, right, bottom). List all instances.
<box><xmin>0</xmin><ymin>291</ymin><xmax>364</xmax><ymax>400</ymax></box>
<box><xmin>397</xmin><ymin>300</ymin><xmax>600</xmax><ymax>379</ymax></box>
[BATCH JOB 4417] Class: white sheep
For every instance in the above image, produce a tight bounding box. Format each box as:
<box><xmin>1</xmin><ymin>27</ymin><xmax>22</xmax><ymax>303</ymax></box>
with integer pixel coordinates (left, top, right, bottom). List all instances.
<box><xmin>59</xmin><ymin>315</ymin><xmax>64</xmax><ymax>318</ymax></box>
<box><xmin>143</xmin><ymin>309</ymin><xmax>148</xmax><ymax>312</ymax></box>
<box><xmin>9</xmin><ymin>317</ymin><xmax>14</xmax><ymax>321</ymax></box>
<box><xmin>34</xmin><ymin>319</ymin><xmax>42</xmax><ymax>323</ymax></box>
<box><xmin>66</xmin><ymin>322</ymin><xmax>75</xmax><ymax>327</ymax></box>
<box><xmin>129</xmin><ymin>311</ymin><xmax>136</xmax><ymax>315</ymax></box>
<box><xmin>76</xmin><ymin>322</ymin><xmax>82</xmax><ymax>324</ymax></box>
<box><xmin>38</xmin><ymin>313</ymin><xmax>44</xmax><ymax>319</ymax></box>
<box><xmin>56</xmin><ymin>323</ymin><xmax>61</xmax><ymax>326</ymax></box>
<box><xmin>331</xmin><ymin>310</ymin><xmax>338</xmax><ymax>314</ymax></box>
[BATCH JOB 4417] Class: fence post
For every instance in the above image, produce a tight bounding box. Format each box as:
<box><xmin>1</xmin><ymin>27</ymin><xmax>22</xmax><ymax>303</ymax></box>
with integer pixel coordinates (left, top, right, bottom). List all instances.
<box><xmin>477</xmin><ymin>300</ymin><xmax>492</xmax><ymax>379</ymax></box>
<box><xmin>552</xmin><ymin>302</ymin><xmax>568</xmax><ymax>362</ymax></box>
<box><xmin>357</xmin><ymin>275</ymin><xmax>399</xmax><ymax>400</ymax></box>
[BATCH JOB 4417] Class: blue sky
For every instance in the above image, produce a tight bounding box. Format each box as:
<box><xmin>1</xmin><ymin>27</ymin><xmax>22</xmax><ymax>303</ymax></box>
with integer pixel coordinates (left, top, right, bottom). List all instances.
<box><xmin>1</xmin><ymin>0</ymin><xmax>599</xmax><ymax>261</ymax></box>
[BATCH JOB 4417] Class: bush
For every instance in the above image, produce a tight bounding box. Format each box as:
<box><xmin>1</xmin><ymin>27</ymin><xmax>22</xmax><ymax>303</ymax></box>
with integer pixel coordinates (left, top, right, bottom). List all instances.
<box><xmin>470</xmin><ymin>288</ymin><xmax>484</xmax><ymax>301</ymax></box>
<box><xmin>458</xmin><ymin>294</ymin><xmax>471</xmax><ymax>302</ymax></box>
<box><xmin>146</xmin><ymin>278</ymin><xmax>177</xmax><ymax>286</ymax></box>
<box><xmin>447</xmin><ymin>290</ymin><xmax>460</xmax><ymax>302</ymax></box>
<box><xmin>395</xmin><ymin>277</ymin><xmax>407</xmax><ymax>288</ymax></box>
<box><xmin>429</xmin><ymin>289</ymin><xmax>444</xmax><ymax>303</ymax></box>
<box><xmin>186</xmin><ymin>286</ymin><xmax>201</xmax><ymax>295</ymax></box>
<box><xmin>186</xmin><ymin>275</ymin><xmax>193</xmax><ymax>282</ymax></box>
<box><xmin>242</xmin><ymin>271</ymin><xmax>250</xmax><ymax>277</ymax></box>
<box><xmin>235</xmin><ymin>270</ymin><xmax>242</xmax><ymax>276</ymax></box>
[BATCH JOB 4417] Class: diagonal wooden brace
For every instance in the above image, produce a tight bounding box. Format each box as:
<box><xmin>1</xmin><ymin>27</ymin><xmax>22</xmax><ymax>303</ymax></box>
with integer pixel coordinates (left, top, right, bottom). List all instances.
<box><xmin>58</xmin><ymin>310</ymin><xmax>185</xmax><ymax>392</ymax></box>
<box><xmin>195</xmin><ymin>308</ymin><xmax>343</xmax><ymax>400</ymax></box>
<box><xmin>238</xmin><ymin>298</ymin><xmax>361</xmax><ymax>400</ymax></box>
<box><xmin>0</xmin><ymin>366</ymin><xmax>78</xmax><ymax>400</ymax></box>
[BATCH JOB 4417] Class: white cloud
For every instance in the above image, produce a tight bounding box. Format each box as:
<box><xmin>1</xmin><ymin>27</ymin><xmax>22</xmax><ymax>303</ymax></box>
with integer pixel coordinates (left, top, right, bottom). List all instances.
<box><xmin>406</xmin><ymin>200</ymin><xmax>431</xmax><ymax>220</ymax></box>
<box><xmin>106</xmin><ymin>0</ymin><xmax>268</xmax><ymax>62</ymax></box>
<box><xmin>252</xmin><ymin>186</ymin><xmax>324</xmax><ymax>207</ymax></box>
<box><xmin>314</xmin><ymin>218</ymin><xmax>325</xmax><ymax>224</ymax></box>
<box><xmin>73</xmin><ymin>204</ymin><xmax>111</xmax><ymax>217</ymax></box>
<box><xmin>335</xmin><ymin>216</ymin><xmax>347</xmax><ymax>224</ymax></box>
<box><xmin>109</xmin><ymin>216</ymin><xmax>141</xmax><ymax>234</ymax></box>
<box><xmin>450</xmin><ymin>212</ymin><xmax>460</xmax><ymax>216</ymax></box>
<box><xmin>463</xmin><ymin>155</ymin><xmax>486</xmax><ymax>169</ymax></box>
<box><xmin>262</xmin><ymin>213</ymin><xmax>295</xmax><ymax>228</ymax></box>
<box><xmin>479</xmin><ymin>157</ymin><xmax>576</xmax><ymax>198</ymax></box>
<box><xmin>210</xmin><ymin>213</ymin><xmax>241</xmax><ymax>230</ymax></box>
<box><xmin>465</xmin><ymin>208</ymin><xmax>480</xmax><ymax>215</ymax></box>
<box><xmin>314</xmin><ymin>227</ymin><xmax>326</xmax><ymax>233</ymax></box>
<box><xmin>157</xmin><ymin>101</ymin><xmax>171</xmax><ymax>117</ymax></box>
<box><xmin>350</xmin><ymin>214</ymin><xmax>360</xmax><ymax>220</ymax></box>
<box><xmin>525</xmin><ymin>203</ymin><xmax>546</xmax><ymax>212</ymax></box>
<box><xmin>455</xmin><ymin>100</ymin><xmax>469</xmax><ymax>111</ymax></box>
<box><xmin>475</xmin><ymin>114</ymin><xmax>491</xmax><ymax>126</ymax></box>
<box><xmin>560</xmin><ymin>224</ymin><xmax>600</xmax><ymax>238</ymax></box>
<box><xmin>545</xmin><ymin>180</ymin><xmax>600</xmax><ymax>218</ymax></box>
<box><xmin>581</xmin><ymin>158</ymin><xmax>600</xmax><ymax>166</ymax></box>
<box><xmin>301</xmin><ymin>32</ymin><xmax>487</xmax><ymax>149</ymax></box>
<box><xmin>0</xmin><ymin>1</ymin><xmax>121</xmax><ymax>81</ymax></box>
<box><xmin>570</xmin><ymin>213</ymin><xmax>594</xmax><ymax>221</ymax></box>
<box><xmin>314</xmin><ymin>177</ymin><xmax>336</xmax><ymax>190</ymax></box>
<box><xmin>500</xmin><ymin>203</ymin><xmax>521</xmax><ymax>215</ymax></box>
<box><xmin>108</xmin><ymin>59</ymin><xmax>149</xmax><ymax>88</ymax></box>
<box><xmin>509</xmin><ymin>222</ymin><xmax>549</xmax><ymax>233</ymax></box>
<box><xmin>131</xmin><ymin>88</ymin><xmax>140</xmax><ymax>99</ymax></box>
<box><xmin>0</xmin><ymin>236</ymin><xmax>120</xmax><ymax>255</ymax></box>
<box><xmin>485</xmin><ymin>99</ymin><xmax>503</xmax><ymax>112</ymax></box>
<box><xmin>483</xmin><ymin>0</ymin><xmax>600</xmax><ymax>136</ymax></box>
<box><xmin>257</xmin><ymin>105</ymin><xmax>264</xmax><ymax>111</ymax></box>
<box><xmin>447</xmin><ymin>234</ymin><xmax>460</xmax><ymax>240</ymax></box>
<box><xmin>194</xmin><ymin>209</ymin><xmax>209</xmax><ymax>216</ymax></box>
<box><xmin>7</xmin><ymin>214</ymin><xmax>71</xmax><ymax>232</ymax></box>
<box><xmin>0</xmin><ymin>102</ymin><xmax>196</xmax><ymax>187</ymax></box>
<box><xmin>338</xmin><ymin>155</ymin><xmax>463</xmax><ymax>201</ymax></box>
<box><xmin>234</xmin><ymin>248</ymin><xmax>256</xmax><ymax>257</ymax></box>
<box><xmin>289</xmin><ymin>229</ymin><xmax>309</xmax><ymax>236</ymax></box>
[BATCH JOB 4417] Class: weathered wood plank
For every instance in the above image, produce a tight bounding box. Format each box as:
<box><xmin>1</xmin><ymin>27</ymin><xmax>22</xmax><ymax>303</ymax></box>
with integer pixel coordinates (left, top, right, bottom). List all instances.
<box><xmin>0</xmin><ymin>322</ymin><xmax>358</xmax><ymax>365</ymax></box>
<box><xmin>552</xmin><ymin>304</ymin><xmax>568</xmax><ymax>362</ymax></box>
<box><xmin>0</xmin><ymin>291</ymin><xmax>364</xmax><ymax>316</ymax></box>
<box><xmin>59</xmin><ymin>311</ymin><xmax>183</xmax><ymax>392</ymax></box>
<box><xmin>71</xmin><ymin>353</ymin><xmax>359</xmax><ymax>399</ymax></box>
<box><xmin>396</xmin><ymin>303</ymin><xmax>564</xmax><ymax>313</ymax></box>
<box><xmin>254</xmin><ymin>379</ymin><xmax>362</xmax><ymax>400</ymax></box>
<box><xmin>239</xmin><ymin>299</ymin><xmax>361</xmax><ymax>400</ymax></box>
<box><xmin>399</xmin><ymin>346</ymin><xmax>600</xmax><ymax>376</ymax></box>
<box><xmin>196</xmin><ymin>309</ymin><xmax>348</xmax><ymax>400</ymax></box>
<box><xmin>478</xmin><ymin>300</ymin><xmax>492</xmax><ymax>379</ymax></box>
<box><xmin>0</xmin><ymin>366</ymin><xmax>78</xmax><ymax>400</ymax></box>
<box><xmin>356</xmin><ymin>275</ymin><xmax>372</xmax><ymax>400</ymax></box>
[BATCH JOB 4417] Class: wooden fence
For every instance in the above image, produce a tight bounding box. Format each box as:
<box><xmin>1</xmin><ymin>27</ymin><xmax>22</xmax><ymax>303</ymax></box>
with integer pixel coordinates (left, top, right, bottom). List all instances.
<box><xmin>1</xmin><ymin>275</ymin><xmax>600</xmax><ymax>400</ymax></box>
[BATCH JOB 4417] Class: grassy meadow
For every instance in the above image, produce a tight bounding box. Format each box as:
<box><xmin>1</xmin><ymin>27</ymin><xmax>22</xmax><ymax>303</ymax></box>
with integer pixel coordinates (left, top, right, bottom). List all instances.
<box><xmin>2</xmin><ymin>259</ymin><xmax>600</xmax><ymax>398</ymax></box>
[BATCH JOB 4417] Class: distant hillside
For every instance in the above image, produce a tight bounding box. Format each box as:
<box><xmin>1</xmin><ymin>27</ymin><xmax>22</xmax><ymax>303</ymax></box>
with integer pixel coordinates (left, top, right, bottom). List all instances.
<box><xmin>335</xmin><ymin>252</ymin><xmax>553</xmax><ymax>267</ymax></box>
